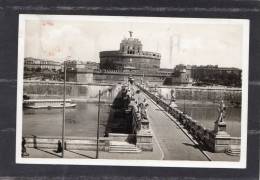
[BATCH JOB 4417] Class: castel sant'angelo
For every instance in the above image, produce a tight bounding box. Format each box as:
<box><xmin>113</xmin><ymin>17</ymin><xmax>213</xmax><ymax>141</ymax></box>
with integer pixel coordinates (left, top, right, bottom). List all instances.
<box><xmin>24</xmin><ymin>31</ymin><xmax>241</xmax><ymax>86</ymax></box>
<box><xmin>25</xmin><ymin>31</ymin><xmax>194</xmax><ymax>85</ymax></box>
<box><xmin>69</xmin><ymin>31</ymin><xmax>175</xmax><ymax>85</ymax></box>
<box><xmin>99</xmin><ymin>31</ymin><xmax>161</xmax><ymax>72</ymax></box>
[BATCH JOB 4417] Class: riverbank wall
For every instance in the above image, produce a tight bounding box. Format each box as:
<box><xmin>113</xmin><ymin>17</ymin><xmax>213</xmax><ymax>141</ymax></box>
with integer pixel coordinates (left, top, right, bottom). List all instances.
<box><xmin>23</xmin><ymin>80</ymin><xmax>116</xmax><ymax>99</ymax></box>
<box><xmin>154</xmin><ymin>86</ymin><xmax>241</xmax><ymax>104</ymax></box>
<box><xmin>23</xmin><ymin>81</ymin><xmax>241</xmax><ymax>105</ymax></box>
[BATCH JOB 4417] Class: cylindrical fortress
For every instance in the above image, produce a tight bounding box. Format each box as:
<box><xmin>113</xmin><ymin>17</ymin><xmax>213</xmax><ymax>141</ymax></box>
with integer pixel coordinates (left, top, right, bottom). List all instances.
<box><xmin>99</xmin><ymin>32</ymin><xmax>161</xmax><ymax>72</ymax></box>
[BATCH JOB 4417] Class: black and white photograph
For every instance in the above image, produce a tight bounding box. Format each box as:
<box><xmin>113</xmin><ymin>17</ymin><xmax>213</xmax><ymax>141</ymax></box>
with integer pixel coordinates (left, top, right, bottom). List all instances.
<box><xmin>16</xmin><ymin>15</ymin><xmax>249</xmax><ymax>168</ymax></box>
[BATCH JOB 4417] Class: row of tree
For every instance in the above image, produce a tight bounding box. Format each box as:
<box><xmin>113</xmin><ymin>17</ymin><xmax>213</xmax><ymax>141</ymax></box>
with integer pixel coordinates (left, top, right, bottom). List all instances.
<box><xmin>191</xmin><ymin>68</ymin><xmax>242</xmax><ymax>87</ymax></box>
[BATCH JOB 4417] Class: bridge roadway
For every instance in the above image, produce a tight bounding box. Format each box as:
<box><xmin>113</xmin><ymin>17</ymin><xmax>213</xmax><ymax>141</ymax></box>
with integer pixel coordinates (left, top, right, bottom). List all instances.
<box><xmin>135</xmin><ymin>87</ymin><xmax>209</xmax><ymax>161</ymax></box>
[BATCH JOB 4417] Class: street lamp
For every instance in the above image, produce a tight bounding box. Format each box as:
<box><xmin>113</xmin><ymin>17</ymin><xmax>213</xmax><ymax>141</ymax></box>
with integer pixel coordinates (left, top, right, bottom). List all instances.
<box><xmin>96</xmin><ymin>90</ymin><xmax>101</xmax><ymax>159</ymax></box>
<box><xmin>61</xmin><ymin>61</ymin><xmax>66</xmax><ymax>158</ymax></box>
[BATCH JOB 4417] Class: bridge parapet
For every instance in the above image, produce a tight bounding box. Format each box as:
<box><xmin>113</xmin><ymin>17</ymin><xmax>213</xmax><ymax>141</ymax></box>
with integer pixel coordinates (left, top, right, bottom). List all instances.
<box><xmin>23</xmin><ymin>135</ymin><xmax>109</xmax><ymax>151</ymax></box>
<box><xmin>137</xmin><ymin>84</ymin><xmax>240</xmax><ymax>154</ymax></box>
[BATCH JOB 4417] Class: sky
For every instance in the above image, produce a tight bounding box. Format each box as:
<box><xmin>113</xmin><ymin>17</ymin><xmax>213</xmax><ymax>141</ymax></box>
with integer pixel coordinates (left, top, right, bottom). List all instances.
<box><xmin>23</xmin><ymin>16</ymin><xmax>246</xmax><ymax>69</ymax></box>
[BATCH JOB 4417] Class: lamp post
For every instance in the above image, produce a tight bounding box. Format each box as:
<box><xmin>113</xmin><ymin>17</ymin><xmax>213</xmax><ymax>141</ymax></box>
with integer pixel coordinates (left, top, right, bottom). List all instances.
<box><xmin>61</xmin><ymin>61</ymin><xmax>66</xmax><ymax>158</ymax></box>
<box><xmin>96</xmin><ymin>90</ymin><xmax>101</xmax><ymax>159</ymax></box>
<box><xmin>183</xmin><ymin>91</ymin><xmax>186</xmax><ymax>114</ymax></box>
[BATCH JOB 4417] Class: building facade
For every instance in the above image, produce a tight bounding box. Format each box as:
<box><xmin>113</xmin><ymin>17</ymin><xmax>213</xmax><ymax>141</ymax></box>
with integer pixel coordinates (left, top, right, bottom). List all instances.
<box><xmin>24</xmin><ymin>57</ymin><xmax>62</xmax><ymax>80</ymax></box>
<box><xmin>24</xmin><ymin>57</ymin><xmax>61</xmax><ymax>71</ymax></box>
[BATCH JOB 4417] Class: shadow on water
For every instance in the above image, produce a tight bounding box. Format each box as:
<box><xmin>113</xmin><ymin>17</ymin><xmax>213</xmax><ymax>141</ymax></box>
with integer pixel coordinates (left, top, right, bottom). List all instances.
<box><xmin>104</xmin><ymin>87</ymin><xmax>132</xmax><ymax>136</ymax></box>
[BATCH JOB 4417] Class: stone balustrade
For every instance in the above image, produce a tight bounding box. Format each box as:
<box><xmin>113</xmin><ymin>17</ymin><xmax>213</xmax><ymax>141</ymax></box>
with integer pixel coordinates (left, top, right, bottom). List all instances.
<box><xmin>229</xmin><ymin>137</ymin><xmax>241</xmax><ymax>145</ymax></box>
<box><xmin>23</xmin><ymin>136</ymin><xmax>109</xmax><ymax>151</ymax></box>
<box><xmin>138</xmin><ymin>84</ymin><xmax>240</xmax><ymax>153</ymax></box>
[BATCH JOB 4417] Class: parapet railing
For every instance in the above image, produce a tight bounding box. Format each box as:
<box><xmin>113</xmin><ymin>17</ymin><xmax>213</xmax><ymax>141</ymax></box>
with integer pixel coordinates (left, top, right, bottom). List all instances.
<box><xmin>149</xmin><ymin>85</ymin><xmax>242</xmax><ymax>91</ymax></box>
<box><xmin>93</xmin><ymin>69</ymin><xmax>169</xmax><ymax>77</ymax></box>
<box><xmin>229</xmin><ymin>137</ymin><xmax>241</xmax><ymax>145</ymax></box>
<box><xmin>137</xmin><ymin>84</ymin><xmax>241</xmax><ymax>153</ymax></box>
<box><xmin>99</xmin><ymin>51</ymin><xmax>161</xmax><ymax>59</ymax></box>
<box><xmin>23</xmin><ymin>135</ymin><xmax>110</xmax><ymax>151</ymax></box>
<box><xmin>23</xmin><ymin>80</ymin><xmax>114</xmax><ymax>86</ymax></box>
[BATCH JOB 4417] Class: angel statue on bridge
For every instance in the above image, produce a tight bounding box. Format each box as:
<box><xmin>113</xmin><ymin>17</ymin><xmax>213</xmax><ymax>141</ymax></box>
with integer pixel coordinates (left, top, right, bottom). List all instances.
<box><xmin>138</xmin><ymin>98</ymin><xmax>149</xmax><ymax>120</ymax></box>
<box><xmin>169</xmin><ymin>88</ymin><xmax>177</xmax><ymax>108</ymax></box>
<box><xmin>216</xmin><ymin>100</ymin><xmax>226</xmax><ymax>124</ymax></box>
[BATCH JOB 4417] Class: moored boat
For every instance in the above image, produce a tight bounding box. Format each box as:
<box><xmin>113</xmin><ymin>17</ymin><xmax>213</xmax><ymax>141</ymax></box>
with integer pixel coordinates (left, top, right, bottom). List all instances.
<box><xmin>23</xmin><ymin>99</ymin><xmax>77</xmax><ymax>109</ymax></box>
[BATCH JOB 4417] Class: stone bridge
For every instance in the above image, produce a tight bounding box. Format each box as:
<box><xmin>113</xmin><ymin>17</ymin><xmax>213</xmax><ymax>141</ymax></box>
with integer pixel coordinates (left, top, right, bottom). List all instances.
<box><xmin>137</xmin><ymin>83</ymin><xmax>241</xmax><ymax>157</ymax></box>
<box><xmin>23</xmin><ymin>82</ymin><xmax>241</xmax><ymax>160</ymax></box>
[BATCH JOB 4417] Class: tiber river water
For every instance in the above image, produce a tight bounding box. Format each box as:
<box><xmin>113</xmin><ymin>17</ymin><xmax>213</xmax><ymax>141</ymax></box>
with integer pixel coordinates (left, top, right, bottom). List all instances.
<box><xmin>175</xmin><ymin>100</ymin><xmax>241</xmax><ymax>137</ymax></box>
<box><xmin>23</xmin><ymin>100</ymin><xmax>241</xmax><ymax>138</ymax></box>
<box><xmin>23</xmin><ymin>102</ymin><xmax>111</xmax><ymax>138</ymax></box>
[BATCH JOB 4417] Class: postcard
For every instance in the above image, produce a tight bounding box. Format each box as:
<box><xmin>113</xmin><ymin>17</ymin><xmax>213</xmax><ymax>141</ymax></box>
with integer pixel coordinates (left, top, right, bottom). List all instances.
<box><xmin>16</xmin><ymin>14</ymin><xmax>249</xmax><ymax>168</ymax></box>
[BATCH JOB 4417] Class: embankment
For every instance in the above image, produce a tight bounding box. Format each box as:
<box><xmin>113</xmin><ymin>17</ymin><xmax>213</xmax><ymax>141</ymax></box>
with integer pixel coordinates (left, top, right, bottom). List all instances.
<box><xmin>156</xmin><ymin>86</ymin><xmax>241</xmax><ymax>104</ymax></box>
<box><xmin>23</xmin><ymin>80</ymin><xmax>117</xmax><ymax>100</ymax></box>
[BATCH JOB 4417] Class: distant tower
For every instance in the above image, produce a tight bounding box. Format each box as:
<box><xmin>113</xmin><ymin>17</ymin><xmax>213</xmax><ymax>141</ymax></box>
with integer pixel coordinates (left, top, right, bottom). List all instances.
<box><xmin>169</xmin><ymin>34</ymin><xmax>180</xmax><ymax>68</ymax></box>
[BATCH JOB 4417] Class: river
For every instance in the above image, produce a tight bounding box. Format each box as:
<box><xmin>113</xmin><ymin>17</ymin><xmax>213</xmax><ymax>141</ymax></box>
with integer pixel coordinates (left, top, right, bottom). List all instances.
<box><xmin>23</xmin><ymin>100</ymin><xmax>241</xmax><ymax>138</ymax></box>
<box><xmin>23</xmin><ymin>102</ymin><xmax>111</xmax><ymax>137</ymax></box>
<box><xmin>175</xmin><ymin>100</ymin><xmax>241</xmax><ymax>137</ymax></box>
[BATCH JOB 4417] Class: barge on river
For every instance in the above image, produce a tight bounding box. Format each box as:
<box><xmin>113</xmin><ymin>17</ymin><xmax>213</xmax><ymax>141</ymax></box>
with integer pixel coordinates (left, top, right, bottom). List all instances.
<box><xmin>23</xmin><ymin>99</ymin><xmax>77</xmax><ymax>109</ymax></box>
